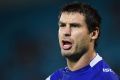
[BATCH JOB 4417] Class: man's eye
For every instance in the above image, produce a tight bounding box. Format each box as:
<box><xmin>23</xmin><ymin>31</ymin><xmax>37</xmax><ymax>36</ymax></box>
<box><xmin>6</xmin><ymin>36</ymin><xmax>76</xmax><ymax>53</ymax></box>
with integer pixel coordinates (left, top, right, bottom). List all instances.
<box><xmin>59</xmin><ymin>24</ymin><xmax>66</xmax><ymax>27</ymax></box>
<box><xmin>71</xmin><ymin>24</ymin><xmax>80</xmax><ymax>28</ymax></box>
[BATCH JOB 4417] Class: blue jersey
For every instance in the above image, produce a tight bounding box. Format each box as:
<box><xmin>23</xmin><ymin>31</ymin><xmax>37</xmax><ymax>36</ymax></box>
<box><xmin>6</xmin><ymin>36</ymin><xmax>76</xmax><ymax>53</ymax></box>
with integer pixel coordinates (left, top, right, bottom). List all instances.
<box><xmin>46</xmin><ymin>54</ymin><xmax>119</xmax><ymax>80</ymax></box>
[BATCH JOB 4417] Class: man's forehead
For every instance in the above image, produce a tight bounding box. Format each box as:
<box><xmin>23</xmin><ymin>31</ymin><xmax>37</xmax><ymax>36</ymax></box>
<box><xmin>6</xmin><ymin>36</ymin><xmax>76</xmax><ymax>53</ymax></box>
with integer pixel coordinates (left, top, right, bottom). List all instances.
<box><xmin>59</xmin><ymin>12</ymin><xmax>85</xmax><ymax>23</ymax></box>
<box><xmin>60</xmin><ymin>12</ymin><xmax>84</xmax><ymax>17</ymax></box>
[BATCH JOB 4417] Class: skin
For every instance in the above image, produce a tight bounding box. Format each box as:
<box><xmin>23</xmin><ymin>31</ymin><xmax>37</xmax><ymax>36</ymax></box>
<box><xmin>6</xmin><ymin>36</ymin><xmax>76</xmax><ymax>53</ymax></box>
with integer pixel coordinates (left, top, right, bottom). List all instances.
<box><xmin>58</xmin><ymin>12</ymin><xmax>99</xmax><ymax>71</ymax></box>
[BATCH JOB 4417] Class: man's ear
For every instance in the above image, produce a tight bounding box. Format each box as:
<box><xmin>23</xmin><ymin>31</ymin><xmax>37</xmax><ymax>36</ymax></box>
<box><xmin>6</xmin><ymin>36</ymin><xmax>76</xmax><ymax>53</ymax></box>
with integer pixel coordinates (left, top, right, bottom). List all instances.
<box><xmin>89</xmin><ymin>27</ymin><xmax>99</xmax><ymax>40</ymax></box>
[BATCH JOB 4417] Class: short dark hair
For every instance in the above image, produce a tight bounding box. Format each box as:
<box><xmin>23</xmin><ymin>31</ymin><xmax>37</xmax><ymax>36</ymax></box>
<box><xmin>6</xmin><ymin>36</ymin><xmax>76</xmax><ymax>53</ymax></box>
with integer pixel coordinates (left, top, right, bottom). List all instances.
<box><xmin>59</xmin><ymin>2</ymin><xmax>101</xmax><ymax>49</ymax></box>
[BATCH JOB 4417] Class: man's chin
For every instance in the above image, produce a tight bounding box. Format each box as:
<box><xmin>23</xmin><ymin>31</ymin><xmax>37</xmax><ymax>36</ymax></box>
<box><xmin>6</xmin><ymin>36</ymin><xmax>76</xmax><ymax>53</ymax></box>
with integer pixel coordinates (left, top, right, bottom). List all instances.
<box><xmin>61</xmin><ymin>50</ymin><xmax>73</xmax><ymax>57</ymax></box>
<box><xmin>62</xmin><ymin>53</ymin><xmax>71</xmax><ymax>57</ymax></box>
<box><xmin>61</xmin><ymin>51</ymin><xmax>84</xmax><ymax>62</ymax></box>
<box><xmin>61</xmin><ymin>52</ymin><xmax>75</xmax><ymax>59</ymax></box>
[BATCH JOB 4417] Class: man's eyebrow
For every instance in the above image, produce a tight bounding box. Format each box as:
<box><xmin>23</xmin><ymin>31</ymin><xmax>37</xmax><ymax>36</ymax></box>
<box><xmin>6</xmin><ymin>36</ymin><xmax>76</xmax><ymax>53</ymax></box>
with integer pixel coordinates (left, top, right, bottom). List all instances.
<box><xmin>58</xmin><ymin>21</ymin><xmax>65</xmax><ymax>24</ymax></box>
<box><xmin>70</xmin><ymin>23</ymin><xmax>81</xmax><ymax>26</ymax></box>
<box><xmin>58</xmin><ymin>21</ymin><xmax>81</xmax><ymax>26</ymax></box>
<box><xmin>59</xmin><ymin>21</ymin><xmax>80</xmax><ymax>24</ymax></box>
<box><xmin>70</xmin><ymin>23</ymin><xmax>80</xmax><ymax>25</ymax></box>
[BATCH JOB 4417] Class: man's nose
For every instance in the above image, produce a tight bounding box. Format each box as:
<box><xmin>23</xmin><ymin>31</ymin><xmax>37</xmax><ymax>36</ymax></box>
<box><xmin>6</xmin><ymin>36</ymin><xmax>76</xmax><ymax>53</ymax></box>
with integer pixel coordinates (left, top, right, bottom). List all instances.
<box><xmin>64</xmin><ymin>26</ymin><xmax>71</xmax><ymax>36</ymax></box>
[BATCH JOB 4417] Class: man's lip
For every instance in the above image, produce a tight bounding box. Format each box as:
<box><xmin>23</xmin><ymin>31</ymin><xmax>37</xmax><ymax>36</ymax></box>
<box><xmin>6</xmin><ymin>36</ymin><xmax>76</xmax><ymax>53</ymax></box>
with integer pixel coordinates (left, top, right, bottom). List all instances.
<box><xmin>62</xmin><ymin>40</ymin><xmax>72</xmax><ymax>44</ymax></box>
<box><xmin>61</xmin><ymin>40</ymin><xmax>73</xmax><ymax>50</ymax></box>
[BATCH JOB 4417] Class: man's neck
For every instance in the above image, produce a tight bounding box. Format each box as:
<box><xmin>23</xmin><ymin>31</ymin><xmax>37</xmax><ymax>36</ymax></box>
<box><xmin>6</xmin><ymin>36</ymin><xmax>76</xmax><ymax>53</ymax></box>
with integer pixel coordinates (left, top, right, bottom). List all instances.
<box><xmin>66</xmin><ymin>50</ymin><xmax>97</xmax><ymax>71</ymax></box>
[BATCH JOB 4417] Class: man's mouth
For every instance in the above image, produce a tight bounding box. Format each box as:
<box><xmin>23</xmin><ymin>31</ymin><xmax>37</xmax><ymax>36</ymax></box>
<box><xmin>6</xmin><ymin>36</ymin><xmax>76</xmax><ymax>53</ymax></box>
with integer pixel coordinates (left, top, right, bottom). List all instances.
<box><xmin>62</xmin><ymin>40</ymin><xmax>72</xmax><ymax>50</ymax></box>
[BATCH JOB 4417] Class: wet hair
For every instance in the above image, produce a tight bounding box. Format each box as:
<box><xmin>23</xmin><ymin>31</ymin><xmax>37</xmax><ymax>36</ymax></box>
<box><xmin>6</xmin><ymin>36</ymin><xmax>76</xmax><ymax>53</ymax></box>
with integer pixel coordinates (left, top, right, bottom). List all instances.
<box><xmin>59</xmin><ymin>2</ymin><xmax>101</xmax><ymax>49</ymax></box>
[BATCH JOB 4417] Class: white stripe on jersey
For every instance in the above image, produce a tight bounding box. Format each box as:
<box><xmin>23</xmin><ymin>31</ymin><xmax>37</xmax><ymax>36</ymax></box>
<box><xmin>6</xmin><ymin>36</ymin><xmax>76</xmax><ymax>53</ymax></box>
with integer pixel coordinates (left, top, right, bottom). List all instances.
<box><xmin>90</xmin><ymin>54</ymin><xmax>102</xmax><ymax>67</ymax></box>
<box><xmin>45</xmin><ymin>76</ymin><xmax>51</xmax><ymax>80</ymax></box>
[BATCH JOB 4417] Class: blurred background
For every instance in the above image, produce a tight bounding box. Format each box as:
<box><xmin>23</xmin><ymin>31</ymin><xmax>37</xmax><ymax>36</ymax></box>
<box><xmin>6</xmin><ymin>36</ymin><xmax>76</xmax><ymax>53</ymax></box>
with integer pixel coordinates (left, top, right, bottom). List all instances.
<box><xmin>0</xmin><ymin>0</ymin><xmax>120</xmax><ymax>80</ymax></box>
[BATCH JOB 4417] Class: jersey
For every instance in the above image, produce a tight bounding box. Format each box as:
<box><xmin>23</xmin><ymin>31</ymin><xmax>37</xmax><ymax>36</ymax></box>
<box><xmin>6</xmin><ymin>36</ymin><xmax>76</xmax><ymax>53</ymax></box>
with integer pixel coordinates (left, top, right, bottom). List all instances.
<box><xmin>46</xmin><ymin>54</ymin><xmax>119</xmax><ymax>80</ymax></box>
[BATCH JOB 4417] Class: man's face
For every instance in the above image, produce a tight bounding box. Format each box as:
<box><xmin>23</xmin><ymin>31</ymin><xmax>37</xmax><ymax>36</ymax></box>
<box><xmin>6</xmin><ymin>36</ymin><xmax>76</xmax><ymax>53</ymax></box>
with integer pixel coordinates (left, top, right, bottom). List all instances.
<box><xmin>58</xmin><ymin>12</ymin><xmax>91</xmax><ymax>58</ymax></box>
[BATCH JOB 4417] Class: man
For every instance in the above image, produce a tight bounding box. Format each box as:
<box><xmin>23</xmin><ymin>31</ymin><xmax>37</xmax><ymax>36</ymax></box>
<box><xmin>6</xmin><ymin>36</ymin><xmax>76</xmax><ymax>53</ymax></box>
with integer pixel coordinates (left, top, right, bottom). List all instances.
<box><xmin>46</xmin><ymin>2</ymin><xmax>119</xmax><ymax>80</ymax></box>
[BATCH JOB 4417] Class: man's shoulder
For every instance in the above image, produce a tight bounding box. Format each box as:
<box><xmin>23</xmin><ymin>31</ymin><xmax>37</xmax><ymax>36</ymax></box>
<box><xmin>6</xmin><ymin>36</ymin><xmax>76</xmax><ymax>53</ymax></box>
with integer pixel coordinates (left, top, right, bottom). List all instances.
<box><xmin>45</xmin><ymin>59</ymin><xmax>119</xmax><ymax>80</ymax></box>
<box><xmin>94</xmin><ymin>60</ymin><xmax>119</xmax><ymax>80</ymax></box>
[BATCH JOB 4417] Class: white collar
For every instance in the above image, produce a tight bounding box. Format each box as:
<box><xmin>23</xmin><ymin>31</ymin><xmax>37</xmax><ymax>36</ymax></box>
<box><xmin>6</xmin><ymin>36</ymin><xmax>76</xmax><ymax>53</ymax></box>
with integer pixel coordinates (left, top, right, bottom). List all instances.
<box><xmin>90</xmin><ymin>54</ymin><xmax>102</xmax><ymax>67</ymax></box>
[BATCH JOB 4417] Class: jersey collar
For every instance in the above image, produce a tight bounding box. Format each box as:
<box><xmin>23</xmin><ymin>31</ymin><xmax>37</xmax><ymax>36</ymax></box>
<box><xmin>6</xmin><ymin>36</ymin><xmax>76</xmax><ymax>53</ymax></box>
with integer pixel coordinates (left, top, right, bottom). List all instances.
<box><xmin>90</xmin><ymin>54</ymin><xmax>102</xmax><ymax>67</ymax></box>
